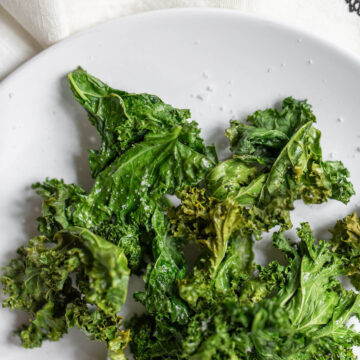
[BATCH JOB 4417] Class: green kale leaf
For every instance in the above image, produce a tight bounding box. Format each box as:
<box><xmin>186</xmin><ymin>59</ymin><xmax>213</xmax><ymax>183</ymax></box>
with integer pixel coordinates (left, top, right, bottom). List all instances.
<box><xmin>79</xmin><ymin>125</ymin><xmax>215</xmax><ymax>231</ymax></box>
<box><xmin>32</xmin><ymin>178</ymin><xmax>87</xmax><ymax>237</ymax></box>
<box><xmin>69</xmin><ymin>68</ymin><xmax>203</xmax><ymax>177</ymax></box>
<box><xmin>330</xmin><ymin>211</ymin><xmax>360</xmax><ymax>289</ymax></box>
<box><xmin>224</xmin><ymin>98</ymin><xmax>354</xmax><ymax>206</ymax></box>
<box><xmin>34</xmin><ymin>82</ymin><xmax>216</xmax><ymax>270</ymax></box>
<box><xmin>205</xmin><ymin>159</ymin><xmax>260</xmax><ymax>202</ymax></box>
<box><xmin>258</xmin><ymin>123</ymin><xmax>354</xmax><ymax>206</ymax></box>
<box><xmin>180</xmin><ymin>223</ymin><xmax>360</xmax><ymax>360</ymax></box>
<box><xmin>134</xmin><ymin>208</ymin><xmax>189</xmax><ymax>324</ymax></box>
<box><xmin>33</xmin><ymin>178</ymin><xmax>144</xmax><ymax>271</ymax></box>
<box><xmin>68</xmin><ymin>69</ymin><xmax>216</xmax><ymax>326</ymax></box>
<box><xmin>169</xmin><ymin>187</ymin><xmax>258</xmax><ymax>309</ymax></box>
<box><xmin>4</xmin><ymin>70</ymin><xmax>359</xmax><ymax>360</ymax></box>
<box><xmin>1</xmin><ymin>227</ymin><xmax>130</xmax><ymax>359</ymax></box>
<box><xmin>127</xmin><ymin>315</ymin><xmax>184</xmax><ymax>360</ymax></box>
<box><xmin>225</xmin><ymin>97</ymin><xmax>316</xmax><ymax>165</ymax></box>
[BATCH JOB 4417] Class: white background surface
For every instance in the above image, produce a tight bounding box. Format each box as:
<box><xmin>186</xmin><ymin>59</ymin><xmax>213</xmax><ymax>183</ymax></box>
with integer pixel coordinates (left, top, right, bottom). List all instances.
<box><xmin>1</xmin><ymin>8</ymin><xmax>360</xmax><ymax>360</ymax></box>
<box><xmin>0</xmin><ymin>0</ymin><xmax>360</xmax><ymax>80</ymax></box>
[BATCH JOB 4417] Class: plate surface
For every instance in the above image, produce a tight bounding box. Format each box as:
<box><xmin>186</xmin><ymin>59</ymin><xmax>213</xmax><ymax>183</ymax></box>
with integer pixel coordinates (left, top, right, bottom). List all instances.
<box><xmin>1</xmin><ymin>8</ymin><xmax>360</xmax><ymax>359</ymax></box>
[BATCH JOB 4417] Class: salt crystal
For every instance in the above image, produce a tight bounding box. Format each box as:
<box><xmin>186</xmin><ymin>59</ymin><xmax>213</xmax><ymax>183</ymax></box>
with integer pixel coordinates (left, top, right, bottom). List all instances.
<box><xmin>193</xmin><ymin>40</ymin><xmax>199</xmax><ymax>45</ymax></box>
<box><xmin>337</xmin><ymin>117</ymin><xmax>344</xmax><ymax>123</ymax></box>
<box><xmin>308</xmin><ymin>59</ymin><xmax>314</xmax><ymax>65</ymax></box>
<box><xmin>8</xmin><ymin>92</ymin><xmax>14</xmax><ymax>99</ymax></box>
<box><xmin>197</xmin><ymin>94</ymin><xmax>205</xmax><ymax>101</ymax></box>
<box><xmin>267</xmin><ymin>68</ymin><xmax>271</xmax><ymax>73</ymax></box>
<box><xmin>219</xmin><ymin>106</ymin><xmax>224</xmax><ymax>111</ymax></box>
<box><xmin>206</xmin><ymin>85</ymin><xmax>215</xmax><ymax>92</ymax></box>
<box><xmin>202</xmin><ymin>71</ymin><xmax>209</xmax><ymax>79</ymax></box>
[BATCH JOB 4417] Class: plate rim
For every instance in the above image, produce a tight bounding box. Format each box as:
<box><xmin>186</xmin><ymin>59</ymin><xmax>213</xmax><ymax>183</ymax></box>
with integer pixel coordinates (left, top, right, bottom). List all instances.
<box><xmin>1</xmin><ymin>7</ymin><xmax>360</xmax><ymax>89</ymax></box>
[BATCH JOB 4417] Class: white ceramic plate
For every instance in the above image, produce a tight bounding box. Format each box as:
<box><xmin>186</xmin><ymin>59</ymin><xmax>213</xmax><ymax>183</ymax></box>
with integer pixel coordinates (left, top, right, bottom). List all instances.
<box><xmin>1</xmin><ymin>9</ymin><xmax>360</xmax><ymax>360</ymax></box>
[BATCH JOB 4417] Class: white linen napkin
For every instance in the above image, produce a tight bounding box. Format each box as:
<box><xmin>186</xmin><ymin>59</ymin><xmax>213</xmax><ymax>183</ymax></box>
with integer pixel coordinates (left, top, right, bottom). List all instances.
<box><xmin>0</xmin><ymin>0</ymin><xmax>360</xmax><ymax>80</ymax></box>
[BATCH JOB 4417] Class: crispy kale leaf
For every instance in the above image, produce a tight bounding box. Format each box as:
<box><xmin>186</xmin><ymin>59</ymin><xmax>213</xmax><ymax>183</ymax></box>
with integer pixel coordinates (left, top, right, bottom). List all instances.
<box><xmin>205</xmin><ymin>159</ymin><xmax>260</xmax><ymax>203</ymax></box>
<box><xmin>330</xmin><ymin>212</ymin><xmax>360</xmax><ymax>289</ymax></box>
<box><xmin>69</xmin><ymin>68</ymin><xmax>217</xmax><ymax>177</ymax></box>
<box><xmin>224</xmin><ymin>97</ymin><xmax>354</xmax><ymax>206</ymax></box>
<box><xmin>130</xmin><ymin>223</ymin><xmax>360</xmax><ymax>359</ymax></box>
<box><xmin>34</xmin><ymin>72</ymin><xmax>216</xmax><ymax>268</ymax></box>
<box><xmin>258</xmin><ymin>123</ymin><xmax>354</xmax><ymax>206</ymax></box>
<box><xmin>33</xmin><ymin>178</ymin><xmax>87</xmax><ymax>237</ymax></box>
<box><xmin>180</xmin><ymin>224</ymin><xmax>360</xmax><ymax>360</ymax></box>
<box><xmin>68</xmin><ymin>68</ymin><xmax>190</xmax><ymax>177</ymax></box>
<box><xmin>226</xmin><ymin>97</ymin><xmax>315</xmax><ymax>165</ymax></box>
<box><xmin>3</xmin><ymin>68</ymin><xmax>218</xmax><ymax>356</ymax></box>
<box><xmin>134</xmin><ymin>208</ymin><xmax>189</xmax><ymax>324</ymax></box>
<box><xmin>168</xmin><ymin>184</ymin><xmax>294</xmax><ymax>309</ymax></box>
<box><xmin>169</xmin><ymin>188</ymin><xmax>258</xmax><ymax>309</ymax></box>
<box><xmin>33</xmin><ymin>178</ymin><xmax>144</xmax><ymax>271</ymax></box>
<box><xmin>129</xmin><ymin>97</ymin><xmax>356</xmax><ymax>359</ymax></box>
<box><xmin>201</xmin><ymin>100</ymin><xmax>354</xmax><ymax>267</ymax></box>
<box><xmin>127</xmin><ymin>315</ymin><xmax>185</xmax><ymax>360</ymax></box>
<box><xmin>79</xmin><ymin>125</ymin><xmax>215</xmax><ymax>231</ymax></box>
<box><xmin>4</xmin><ymin>71</ymin><xmax>359</xmax><ymax>360</ymax></box>
<box><xmin>1</xmin><ymin>227</ymin><xmax>130</xmax><ymax>359</ymax></box>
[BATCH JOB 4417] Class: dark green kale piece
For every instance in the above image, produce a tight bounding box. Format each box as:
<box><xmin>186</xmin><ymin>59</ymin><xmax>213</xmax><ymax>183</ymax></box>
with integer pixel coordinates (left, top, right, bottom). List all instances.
<box><xmin>134</xmin><ymin>208</ymin><xmax>190</xmax><ymax>324</ymax></box>
<box><xmin>68</xmin><ymin>68</ymin><xmax>217</xmax><ymax>177</ymax></box>
<box><xmin>330</xmin><ymin>212</ymin><xmax>360</xmax><ymax>289</ymax></box>
<box><xmin>1</xmin><ymin>227</ymin><xmax>130</xmax><ymax>359</ymax></box>
<box><xmin>223</xmin><ymin>97</ymin><xmax>354</xmax><ymax>206</ymax></box>
<box><xmin>3</xmin><ymin>68</ymin><xmax>218</xmax><ymax>357</ymax></box>
<box><xmin>180</xmin><ymin>224</ymin><xmax>360</xmax><ymax>360</ymax></box>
